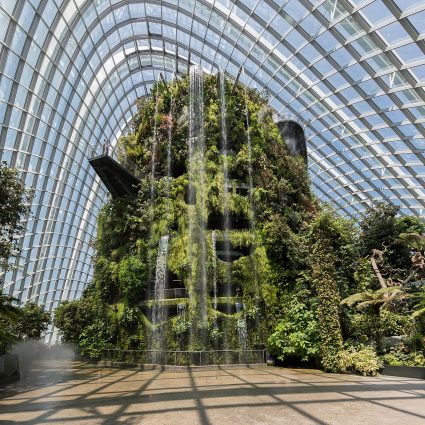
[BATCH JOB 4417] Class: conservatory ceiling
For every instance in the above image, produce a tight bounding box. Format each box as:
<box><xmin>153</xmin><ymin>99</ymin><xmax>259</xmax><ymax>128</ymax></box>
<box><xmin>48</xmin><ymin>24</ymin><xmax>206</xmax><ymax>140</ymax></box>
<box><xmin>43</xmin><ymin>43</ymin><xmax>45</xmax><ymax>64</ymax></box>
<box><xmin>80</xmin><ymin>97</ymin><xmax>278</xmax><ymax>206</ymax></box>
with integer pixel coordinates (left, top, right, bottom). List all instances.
<box><xmin>1</xmin><ymin>0</ymin><xmax>425</xmax><ymax>311</ymax></box>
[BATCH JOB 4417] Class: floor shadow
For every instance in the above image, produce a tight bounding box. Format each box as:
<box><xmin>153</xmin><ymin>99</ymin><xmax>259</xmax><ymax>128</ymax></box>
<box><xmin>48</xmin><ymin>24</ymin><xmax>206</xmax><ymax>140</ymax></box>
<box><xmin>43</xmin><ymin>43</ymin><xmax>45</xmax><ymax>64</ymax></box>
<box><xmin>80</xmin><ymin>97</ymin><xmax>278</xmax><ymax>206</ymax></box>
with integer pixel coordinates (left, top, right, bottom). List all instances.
<box><xmin>0</xmin><ymin>362</ymin><xmax>424</xmax><ymax>425</ymax></box>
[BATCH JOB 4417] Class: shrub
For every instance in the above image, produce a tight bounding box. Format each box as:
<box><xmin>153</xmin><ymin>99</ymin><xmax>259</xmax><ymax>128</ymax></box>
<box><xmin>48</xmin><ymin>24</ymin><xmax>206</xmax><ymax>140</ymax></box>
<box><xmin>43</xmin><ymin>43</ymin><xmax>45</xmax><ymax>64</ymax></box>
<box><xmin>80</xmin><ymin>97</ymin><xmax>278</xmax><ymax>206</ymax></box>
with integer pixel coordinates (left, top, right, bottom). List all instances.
<box><xmin>382</xmin><ymin>344</ymin><xmax>425</xmax><ymax>367</ymax></box>
<box><xmin>268</xmin><ymin>299</ymin><xmax>319</xmax><ymax>362</ymax></box>
<box><xmin>117</xmin><ymin>256</ymin><xmax>147</xmax><ymax>303</ymax></box>
<box><xmin>340</xmin><ymin>344</ymin><xmax>382</xmax><ymax>376</ymax></box>
<box><xmin>79</xmin><ymin>319</ymin><xmax>113</xmax><ymax>359</ymax></box>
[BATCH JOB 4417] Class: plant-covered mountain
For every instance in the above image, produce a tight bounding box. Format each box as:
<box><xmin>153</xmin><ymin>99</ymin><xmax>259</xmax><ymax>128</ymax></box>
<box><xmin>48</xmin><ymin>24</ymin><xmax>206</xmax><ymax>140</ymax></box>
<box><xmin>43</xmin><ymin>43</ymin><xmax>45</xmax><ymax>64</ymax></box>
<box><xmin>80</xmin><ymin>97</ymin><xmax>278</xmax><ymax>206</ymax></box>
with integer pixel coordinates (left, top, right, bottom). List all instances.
<box><xmin>93</xmin><ymin>68</ymin><xmax>314</xmax><ymax>354</ymax></box>
<box><xmin>54</xmin><ymin>69</ymin><xmax>425</xmax><ymax>373</ymax></box>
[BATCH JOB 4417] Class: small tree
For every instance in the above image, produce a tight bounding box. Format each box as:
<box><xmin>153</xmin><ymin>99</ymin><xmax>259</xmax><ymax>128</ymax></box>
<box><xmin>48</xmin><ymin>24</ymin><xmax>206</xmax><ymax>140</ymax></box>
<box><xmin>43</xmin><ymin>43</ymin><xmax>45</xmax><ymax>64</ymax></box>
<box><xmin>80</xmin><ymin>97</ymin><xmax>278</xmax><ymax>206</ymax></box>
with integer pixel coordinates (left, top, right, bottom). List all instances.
<box><xmin>0</xmin><ymin>163</ymin><xmax>33</xmax><ymax>353</ymax></box>
<box><xmin>0</xmin><ymin>162</ymin><xmax>33</xmax><ymax>270</ymax></box>
<box><xmin>13</xmin><ymin>302</ymin><xmax>51</xmax><ymax>340</ymax></box>
<box><xmin>54</xmin><ymin>298</ymin><xmax>97</xmax><ymax>344</ymax></box>
<box><xmin>268</xmin><ymin>294</ymin><xmax>319</xmax><ymax>362</ymax></box>
<box><xmin>0</xmin><ymin>293</ymin><xmax>20</xmax><ymax>355</ymax></box>
<box><xmin>308</xmin><ymin>210</ymin><xmax>353</xmax><ymax>372</ymax></box>
<box><xmin>358</xmin><ymin>202</ymin><xmax>399</xmax><ymax>259</ymax></box>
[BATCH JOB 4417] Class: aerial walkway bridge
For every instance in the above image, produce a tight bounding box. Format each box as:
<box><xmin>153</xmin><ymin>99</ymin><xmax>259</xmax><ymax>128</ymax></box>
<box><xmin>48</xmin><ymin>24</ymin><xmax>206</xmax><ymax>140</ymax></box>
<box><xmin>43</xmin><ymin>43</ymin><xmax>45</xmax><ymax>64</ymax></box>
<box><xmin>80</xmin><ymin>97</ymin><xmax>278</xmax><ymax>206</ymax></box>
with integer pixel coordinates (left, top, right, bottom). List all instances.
<box><xmin>89</xmin><ymin>141</ymin><xmax>141</xmax><ymax>199</ymax></box>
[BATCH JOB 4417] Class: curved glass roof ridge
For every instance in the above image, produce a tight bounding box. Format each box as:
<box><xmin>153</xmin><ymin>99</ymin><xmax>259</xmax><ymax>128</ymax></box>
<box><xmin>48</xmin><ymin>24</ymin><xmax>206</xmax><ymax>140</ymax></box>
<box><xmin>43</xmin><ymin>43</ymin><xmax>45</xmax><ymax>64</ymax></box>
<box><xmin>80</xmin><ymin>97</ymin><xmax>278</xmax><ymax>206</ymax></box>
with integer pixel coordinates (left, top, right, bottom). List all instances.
<box><xmin>1</xmin><ymin>0</ymin><xmax>425</xmax><ymax>322</ymax></box>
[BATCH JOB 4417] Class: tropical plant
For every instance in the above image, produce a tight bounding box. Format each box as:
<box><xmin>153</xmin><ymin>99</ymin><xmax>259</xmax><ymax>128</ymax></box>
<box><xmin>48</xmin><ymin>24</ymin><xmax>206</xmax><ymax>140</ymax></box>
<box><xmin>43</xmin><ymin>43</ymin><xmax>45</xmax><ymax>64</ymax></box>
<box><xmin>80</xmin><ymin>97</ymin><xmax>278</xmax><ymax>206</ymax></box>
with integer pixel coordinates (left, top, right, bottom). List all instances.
<box><xmin>53</xmin><ymin>296</ymin><xmax>101</xmax><ymax>344</ymax></box>
<box><xmin>0</xmin><ymin>162</ymin><xmax>33</xmax><ymax>269</ymax></box>
<box><xmin>382</xmin><ymin>343</ymin><xmax>425</xmax><ymax>367</ymax></box>
<box><xmin>340</xmin><ymin>344</ymin><xmax>382</xmax><ymax>376</ymax></box>
<box><xmin>411</xmin><ymin>287</ymin><xmax>425</xmax><ymax>319</ymax></box>
<box><xmin>0</xmin><ymin>292</ymin><xmax>20</xmax><ymax>322</ymax></box>
<box><xmin>267</xmin><ymin>297</ymin><xmax>319</xmax><ymax>362</ymax></box>
<box><xmin>78</xmin><ymin>318</ymin><xmax>113</xmax><ymax>359</ymax></box>
<box><xmin>341</xmin><ymin>286</ymin><xmax>408</xmax><ymax>312</ymax></box>
<box><xmin>13</xmin><ymin>302</ymin><xmax>51</xmax><ymax>340</ymax></box>
<box><xmin>0</xmin><ymin>292</ymin><xmax>20</xmax><ymax>355</ymax></box>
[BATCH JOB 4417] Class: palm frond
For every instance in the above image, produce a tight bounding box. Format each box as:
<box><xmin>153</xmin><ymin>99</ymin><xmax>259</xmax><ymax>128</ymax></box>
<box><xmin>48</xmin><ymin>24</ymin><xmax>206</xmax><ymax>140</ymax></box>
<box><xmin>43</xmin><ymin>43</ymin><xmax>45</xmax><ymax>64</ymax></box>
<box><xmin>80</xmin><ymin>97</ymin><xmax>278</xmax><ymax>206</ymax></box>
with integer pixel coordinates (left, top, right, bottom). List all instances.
<box><xmin>357</xmin><ymin>300</ymin><xmax>382</xmax><ymax>309</ymax></box>
<box><xmin>340</xmin><ymin>292</ymin><xmax>371</xmax><ymax>307</ymax></box>
<box><xmin>374</xmin><ymin>286</ymin><xmax>405</xmax><ymax>295</ymax></box>
<box><xmin>412</xmin><ymin>307</ymin><xmax>425</xmax><ymax>318</ymax></box>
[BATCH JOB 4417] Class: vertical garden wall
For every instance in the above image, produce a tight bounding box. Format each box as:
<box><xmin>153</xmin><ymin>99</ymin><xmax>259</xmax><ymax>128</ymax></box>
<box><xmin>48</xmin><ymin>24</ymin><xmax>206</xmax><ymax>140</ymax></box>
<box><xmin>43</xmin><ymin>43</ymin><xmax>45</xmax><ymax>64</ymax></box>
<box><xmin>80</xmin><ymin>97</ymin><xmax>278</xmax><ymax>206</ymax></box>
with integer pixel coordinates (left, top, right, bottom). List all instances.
<box><xmin>91</xmin><ymin>68</ymin><xmax>314</xmax><ymax>355</ymax></box>
<box><xmin>54</xmin><ymin>69</ymin><xmax>425</xmax><ymax>372</ymax></box>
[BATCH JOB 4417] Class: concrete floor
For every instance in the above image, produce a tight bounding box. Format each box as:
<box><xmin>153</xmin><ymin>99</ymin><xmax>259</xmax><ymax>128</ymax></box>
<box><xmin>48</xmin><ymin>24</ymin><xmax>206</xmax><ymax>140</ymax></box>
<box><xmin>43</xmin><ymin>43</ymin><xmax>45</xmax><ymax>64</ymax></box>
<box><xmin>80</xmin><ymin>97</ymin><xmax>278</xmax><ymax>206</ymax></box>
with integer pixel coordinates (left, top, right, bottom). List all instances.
<box><xmin>0</xmin><ymin>360</ymin><xmax>424</xmax><ymax>425</ymax></box>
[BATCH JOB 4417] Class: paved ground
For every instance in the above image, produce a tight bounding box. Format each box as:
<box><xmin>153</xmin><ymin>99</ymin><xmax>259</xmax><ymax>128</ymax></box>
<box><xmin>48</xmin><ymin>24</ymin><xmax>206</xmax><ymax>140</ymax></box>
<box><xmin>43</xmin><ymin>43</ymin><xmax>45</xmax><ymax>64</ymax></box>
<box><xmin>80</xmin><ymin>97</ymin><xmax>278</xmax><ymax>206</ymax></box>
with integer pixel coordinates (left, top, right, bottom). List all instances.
<box><xmin>0</xmin><ymin>360</ymin><xmax>424</xmax><ymax>425</ymax></box>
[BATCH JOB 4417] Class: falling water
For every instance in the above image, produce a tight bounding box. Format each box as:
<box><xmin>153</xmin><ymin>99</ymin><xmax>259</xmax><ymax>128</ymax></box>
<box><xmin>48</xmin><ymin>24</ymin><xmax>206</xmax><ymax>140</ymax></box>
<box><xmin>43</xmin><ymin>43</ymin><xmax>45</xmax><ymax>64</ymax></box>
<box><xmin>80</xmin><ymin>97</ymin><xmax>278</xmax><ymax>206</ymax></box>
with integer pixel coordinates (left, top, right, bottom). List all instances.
<box><xmin>235</xmin><ymin>301</ymin><xmax>248</xmax><ymax>351</ymax></box>
<box><xmin>166</xmin><ymin>90</ymin><xmax>173</xmax><ymax>223</ymax></box>
<box><xmin>151</xmin><ymin>235</ymin><xmax>169</xmax><ymax>358</ymax></box>
<box><xmin>188</xmin><ymin>65</ymin><xmax>208</xmax><ymax>348</ymax></box>
<box><xmin>177</xmin><ymin>303</ymin><xmax>186</xmax><ymax>349</ymax></box>
<box><xmin>147</xmin><ymin>82</ymin><xmax>161</xmax><ymax>288</ymax></box>
<box><xmin>245</xmin><ymin>88</ymin><xmax>260</xmax><ymax>325</ymax></box>
<box><xmin>219</xmin><ymin>70</ymin><xmax>231</xmax><ymax>272</ymax></box>
<box><xmin>211</xmin><ymin>231</ymin><xmax>218</xmax><ymax>329</ymax></box>
<box><xmin>150</xmin><ymin>82</ymin><xmax>161</xmax><ymax>199</ymax></box>
<box><xmin>245</xmin><ymin>90</ymin><xmax>256</xmax><ymax>234</ymax></box>
<box><xmin>219</xmin><ymin>69</ymin><xmax>233</xmax><ymax>350</ymax></box>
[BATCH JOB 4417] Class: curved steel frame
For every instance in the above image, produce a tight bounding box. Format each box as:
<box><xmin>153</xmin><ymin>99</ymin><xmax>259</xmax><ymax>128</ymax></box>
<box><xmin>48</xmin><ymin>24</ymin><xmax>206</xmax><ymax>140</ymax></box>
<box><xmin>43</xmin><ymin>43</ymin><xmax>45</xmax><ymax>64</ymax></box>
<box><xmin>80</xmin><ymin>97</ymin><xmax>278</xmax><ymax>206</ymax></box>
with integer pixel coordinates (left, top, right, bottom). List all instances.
<box><xmin>1</xmin><ymin>1</ymin><xmax>425</xmax><ymax>337</ymax></box>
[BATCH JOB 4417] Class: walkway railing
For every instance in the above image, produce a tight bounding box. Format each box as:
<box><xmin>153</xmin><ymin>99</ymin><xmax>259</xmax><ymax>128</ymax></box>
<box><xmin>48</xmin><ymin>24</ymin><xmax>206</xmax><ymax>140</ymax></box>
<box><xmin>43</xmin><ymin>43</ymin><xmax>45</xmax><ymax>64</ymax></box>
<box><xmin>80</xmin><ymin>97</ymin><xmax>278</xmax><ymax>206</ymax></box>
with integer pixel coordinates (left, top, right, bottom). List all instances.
<box><xmin>90</xmin><ymin>141</ymin><xmax>142</xmax><ymax>180</ymax></box>
<box><xmin>147</xmin><ymin>288</ymin><xmax>188</xmax><ymax>300</ymax></box>
<box><xmin>101</xmin><ymin>349</ymin><xmax>266</xmax><ymax>366</ymax></box>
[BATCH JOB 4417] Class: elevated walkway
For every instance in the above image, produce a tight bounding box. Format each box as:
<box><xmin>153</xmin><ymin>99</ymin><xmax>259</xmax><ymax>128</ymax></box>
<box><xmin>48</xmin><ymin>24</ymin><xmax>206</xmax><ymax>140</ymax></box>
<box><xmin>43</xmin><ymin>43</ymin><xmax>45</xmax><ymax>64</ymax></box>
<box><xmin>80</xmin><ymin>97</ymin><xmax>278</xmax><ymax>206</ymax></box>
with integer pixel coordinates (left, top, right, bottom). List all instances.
<box><xmin>89</xmin><ymin>143</ymin><xmax>141</xmax><ymax>199</ymax></box>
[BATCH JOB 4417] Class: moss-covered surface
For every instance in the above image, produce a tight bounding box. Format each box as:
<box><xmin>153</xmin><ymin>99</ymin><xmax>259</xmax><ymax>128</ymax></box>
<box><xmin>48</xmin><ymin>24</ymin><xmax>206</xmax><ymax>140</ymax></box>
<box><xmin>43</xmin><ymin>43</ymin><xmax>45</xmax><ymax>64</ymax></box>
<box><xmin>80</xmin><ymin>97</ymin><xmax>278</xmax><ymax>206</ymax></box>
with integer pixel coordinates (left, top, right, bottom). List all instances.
<box><xmin>92</xmin><ymin>72</ymin><xmax>315</xmax><ymax>352</ymax></box>
<box><xmin>54</xmin><ymin>73</ymin><xmax>425</xmax><ymax>371</ymax></box>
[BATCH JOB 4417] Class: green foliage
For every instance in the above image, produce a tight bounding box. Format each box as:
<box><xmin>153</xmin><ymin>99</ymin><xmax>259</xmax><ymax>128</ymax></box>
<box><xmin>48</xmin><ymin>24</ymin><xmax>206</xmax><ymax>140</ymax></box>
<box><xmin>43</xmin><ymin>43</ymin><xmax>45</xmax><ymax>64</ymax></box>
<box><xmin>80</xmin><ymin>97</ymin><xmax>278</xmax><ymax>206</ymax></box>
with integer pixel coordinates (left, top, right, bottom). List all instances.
<box><xmin>412</xmin><ymin>287</ymin><xmax>425</xmax><ymax>319</ymax></box>
<box><xmin>359</xmin><ymin>202</ymin><xmax>400</xmax><ymax>257</ymax></box>
<box><xmin>54</xmin><ymin>296</ymin><xmax>101</xmax><ymax>344</ymax></box>
<box><xmin>12</xmin><ymin>302</ymin><xmax>50</xmax><ymax>340</ymax></box>
<box><xmin>117</xmin><ymin>256</ymin><xmax>147</xmax><ymax>303</ymax></box>
<box><xmin>0</xmin><ymin>162</ymin><xmax>33</xmax><ymax>269</ymax></box>
<box><xmin>79</xmin><ymin>318</ymin><xmax>114</xmax><ymax>359</ymax></box>
<box><xmin>340</xmin><ymin>344</ymin><xmax>383</xmax><ymax>376</ymax></box>
<box><xmin>308</xmin><ymin>210</ymin><xmax>347</xmax><ymax>372</ymax></box>
<box><xmin>359</xmin><ymin>202</ymin><xmax>421</xmax><ymax>271</ymax></box>
<box><xmin>0</xmin><ymin>297</ymin><xmax>50</xmax><ymax>355</ymax></box>
<box><xmin>0</xmin><ymin>292</ymin><xmax>20</xmax><ymax>354</ymax></box>
<box><xmin>382</xmin><ymin>344</ymin><xmax>425</xmax><ymax>367</ymax></box>
<box><xmin>341</xmin><ymin>286</ymin><xmax>408</xmax><ymax>311</ymax></box>
<box><xmin>267</xmin><ymin>296</ymin><xmax>319</xmax><ymax>361</ymax></box>
<box><xmin>0</xmin><ymin>292</ymin><xmax>20</xmax><ymax>322</ymax></box>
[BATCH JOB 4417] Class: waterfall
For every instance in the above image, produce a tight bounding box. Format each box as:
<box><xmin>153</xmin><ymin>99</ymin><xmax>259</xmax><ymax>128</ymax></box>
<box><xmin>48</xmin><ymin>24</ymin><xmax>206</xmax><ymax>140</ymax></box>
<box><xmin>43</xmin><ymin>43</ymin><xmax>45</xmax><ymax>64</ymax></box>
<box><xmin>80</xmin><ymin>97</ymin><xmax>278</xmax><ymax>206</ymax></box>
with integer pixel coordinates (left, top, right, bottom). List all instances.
<box><xmin>177</xmin><ymin>303</ymin><xmax>186</xmax><ymax>349</ymax></box>
<box><xmin>219</xmin><ymin>70</ymin><xmax>233</xmax><ymax>350</ymax></box>
<box><xmin>151</xmin><ymin>235</ymin><xmax>169</xmax><ymax>357</ymax></box>
<box><xmin>166</xmin><ymin>90</ymin><xmax>173</xmax><ymax>223</ymax></box>
<box><xmin>245</xmin><ymin>90</ymin><xmax>256</xmax><ymax>235</ymax></box>
<box><xmin>245</xmin><ymin>89</ymin><xmax>260</xmax><ymax>326</ymax></box>
<box><xmin>219</xmin><ymin>70</ymin><xmax>231</xmax><ymax>269</ymax></box>
<box><xmin>211</xmin><ymin>231</ymin><xmax>218</xmax><ymax>329</ymax></box>
<box><xmin>235</xmin><ymin>301</ymin><xmax>247</xmax><ymax>351</ymax></box>
<box><xmin>188</xmin><ymin>65</ymin><xmax>208</xmax><ymax>348</ymax></box>
<box><xmin>147</xmin><ymin>82</ymin><xmax>161</xmax><ymax>288</ymax></box>
<box><xmin>150</xmin><ymin>83</ymin><xmax>160</xmax><ymax>199</ymax></box>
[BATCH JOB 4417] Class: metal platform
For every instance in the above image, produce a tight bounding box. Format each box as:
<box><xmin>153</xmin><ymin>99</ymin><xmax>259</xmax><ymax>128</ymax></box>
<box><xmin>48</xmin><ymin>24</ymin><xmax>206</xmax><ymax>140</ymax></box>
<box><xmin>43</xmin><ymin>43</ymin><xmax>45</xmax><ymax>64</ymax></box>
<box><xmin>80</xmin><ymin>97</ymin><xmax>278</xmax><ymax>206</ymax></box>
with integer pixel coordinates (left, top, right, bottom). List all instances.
<box><xmin>89</xmin><ymin>153</ymin><xmax>141</xmax><ymax>199</ymax></box>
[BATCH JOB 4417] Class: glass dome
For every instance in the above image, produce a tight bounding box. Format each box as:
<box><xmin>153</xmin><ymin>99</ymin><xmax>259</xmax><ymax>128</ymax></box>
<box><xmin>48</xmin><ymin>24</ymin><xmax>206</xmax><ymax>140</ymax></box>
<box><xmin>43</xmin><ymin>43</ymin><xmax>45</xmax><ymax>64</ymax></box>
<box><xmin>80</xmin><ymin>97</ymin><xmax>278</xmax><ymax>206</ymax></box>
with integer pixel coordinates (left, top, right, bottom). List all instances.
<box><xmin>1</xmin><ymin>0</ymin><xmax>425</xmax><ymax>322</ymax></box>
